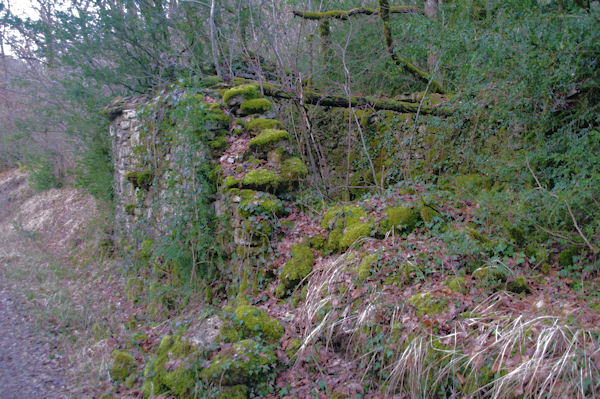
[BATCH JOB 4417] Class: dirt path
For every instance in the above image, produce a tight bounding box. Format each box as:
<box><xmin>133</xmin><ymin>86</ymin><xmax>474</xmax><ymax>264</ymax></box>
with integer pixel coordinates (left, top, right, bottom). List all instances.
<box><xmin>0</xmin><ymin>287</ymin><xmax>68</xmax><ymax>399</ymax></box>
<box><xmin>0</xmin><ymin>169</ymin><xmax>70</xmax><ymax>397</ymax></box>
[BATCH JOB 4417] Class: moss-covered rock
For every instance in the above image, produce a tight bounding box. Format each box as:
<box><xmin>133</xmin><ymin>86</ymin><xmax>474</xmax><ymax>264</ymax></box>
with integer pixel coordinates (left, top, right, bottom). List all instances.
<box><xmin>248</xmin><ymin>129</ymin><xmax>289</xmax><ymax>153</ymax></box>
<box><xmin>280</xmin><ymin>157</ymin><xmax>308</xmax><ymax>184</ymax></box>
<box><xmin>379</xmin><ymin>206</ymin><xmax>419</xmax><ymax>235</ymax></box>
<box><xmin>246</xmin><ymin>118</ymin><xmax>282</xmax><ymax>135</ymax></box>
<box><xmin>407</xmin><ymin>292</ymin><xmax>449</xmax><ymax>316</ymax></box>
<box><xmin>142</xmin><ymin>335</ymin><xmax>198</xmax><ymax>398</ymax></box>
<box><xmin>240</xmin><ymin>98</ymin><xmax>272</xmax><ymax>115</ymax></box>
<box><xmin>241</xmin><ymin>169</ymin><xmax>281</xmax><ymax>192</ymax></box>
<box><xmin>238</xmin><ymin>191</ymin><xmax>285</xmax><ymax>218</ymax></box>
<box><xmin>234</xmin><ymin>304</ymin><xmax>284</xmax><ymax>343</ymax></box>
<box><xmin>224</xmin><ymin>175</ymin><xmax>242</xmax><ymax>190</ymax></box>
<box><xmin>200</xmin><ymin>339</ymin><xmax>277</xmax><ymax>385</ymax></box>
<box><xmin>126</xmin><ymin>170</ymin><xmax>153</xmax><ymax>190</ymax></box>
<box><xmin>339</xmin><ymin>222</ymin><xmax>373</xmax><ymax>250</ymax></box>
<box><xmin>321</xmin><ymin>205</ymin><xmax>368</xmax><ymax>251</ymax></box>
<box><xmin>223</xmin><ymin>84</ymin><xmax>260</xmax><ymax>106</ymax></box>
<box><xmin>281</xmin><ymin>243</ymin><xmax>314</xmax><ymax>291</ymax></box>
<box><xmin>357</xmin><ymin>254</ymin><xmax>378</xmax><ymax>280</ymax></box>
<box><xmin>558</xmin><ymin>245</ymin><xmax>579</xmax><ymax>267</ymax></box>
<box><xmin>110</xmin><ymin>350</ymin><xmax>137</xmax><ymax>382</ymax></box>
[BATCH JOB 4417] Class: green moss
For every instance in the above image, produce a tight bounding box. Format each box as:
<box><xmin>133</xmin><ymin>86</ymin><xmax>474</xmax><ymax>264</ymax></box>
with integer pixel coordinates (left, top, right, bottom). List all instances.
<box><xmin>339</xmin><ymin>222</ymin><xmax>373</xmax><ymax>250</ymax></box>
<box><xmin>241</xmin><ymin>169</ymin><xmax>281</xmax><ymax>192</ymax></box>
<box><xmin>321</xmin><ymin>205</ymin><xmax>368</xmax><ymax>252</ymax></box>
<box><xmin>503</xmin><ymin>222</ymin><xmax>526</xmax><ymax>246</ymax></box>
<box><xmin>321</xmin><ymin>205</ymin><xmax>366</xmax><ymax>230</ymax></box>
<box><xmin>126</xmin><ymin>170</ymin><xmax>153</xmax><ymax>190</ymax></box>
<box><xmin>558</xmin><ymin>245</ymin><xmax>579</xmax><ymax>267</ymax></box>
<box><xmin>245</xmin><ymin>118</ymin><xmax>282</xmax><ymax>135</ymax></box>
<box><xmin>223</xmin><ymin>84</ymin><xmax>260</xmax><ymax>105</ymax></box>
<box><xmin>128</xmin><ymin>331</ymin><xmax>148</xmax><ymax>348</ymax></box>
<box><xmin>446</xmin><ymin>276</ymin><xmax>468</xmax><ymax>294</ymax></box>
<box><xmin>206</xmin><ymin>109</ymin><xmax>230</xmax><ymax>129</ymax></box>
<box><xmin>281</xmin><ymin>243</ymin><xmax>314</xmax><ymax>290</ymax></box>
<box><xmin>110</xmin><ymin>350</ymin><xmax>137</xmax><ymax>381</ymax></box>
<box><xmin>199</xmin><ymin>75</ymin><xmax>224</xmax><ymax>88</ymax></box>
<box><xmin>216</xmin><ymin>385</ymin><xmax>248</xmax><ymax>399</ymax></box>
<box><xmin>249</xmin><ymin>129</ymin><xmax>289</xmax><ymax>152</ymax></box>
<box><xmin>238</xmin><ymin>192</ymin><xmax>285</xmax><ymax>218</ymax></box>
<box><xmin>280</xmin><ymin>157</ymin><xmax>308</xmax><ymax>183</ymax></box>
<box><xmin>235</xmin><ymin>304</ymin><xmax>284</xmax><ymax>343</ymax></box>
<box><xmin>420</xmin><ymin>205</ymin><xmax>440</xmax><ymax>223</ymax></box>
<box><xmin>224</xmin><ymin>175</ymin><xmax>242</xmax><ymax>190</ymax></box>
<box><xmin>219</xmin><ymin>323</ymin><xmax>244</xmax><ymax>343</ymax></box>
<box><xmin>125</xmin><ymin>203</ymin><xmax>136</xmax><ymax>216</ymax></box>
<box><xmin>506</xmin><ymin>275</ymin><xmax>530</xmax><ymax>294</ymax></box>
<box><xmin>142</xmin><ymin>335</ymin><xmax>198</xmax><ymax>398</ymax></box>
<box><xmin>200</xmin><ymin>339</ymin><xmax>277</xmax><ymax>385</ymax></box>
<box><xmin>308</xmin><ymin>235</ymin><xmax>326</xmax><ymax>251</ymax></box>
<box><xmin>407</xmin><ymin>292</ymin><xmax>448</xmax><ymax>316</ymax></box>
<box><xmin>285</xmin><ymin>338</ymin><xmax>302</xmax><ymax>360</ymax></box>
<box><xmin>525</xmin><ymin>244</ymin><xmax>550</xmax><ymax>273</ymax></box>
<box><xmin>358</xmin><ymin>254</ymin><xmax>378</xmax><ymax>280</ymax></box>
<box><xmin>240</xmin><ymin>98</ymin><xmax>272</xmax><ymax>115</ymax></box>
<box><xmin>208</xmin><ymin>136</ymin><xmax>229</xmax><ymax>154</ymax></box>
<box><xmin>466</xmin><ymin>226</ymin><xmax>491</xmax><ymax>245</ymax></box>
<box><xmin>379</xmin><ymin>206</ymin><xmax>419</xmax><ymax>234</ymax></box>
<box><xmin>454</xmin><ymin>174</ymin><xmax>493</xmax><ymax>192</ymax></box>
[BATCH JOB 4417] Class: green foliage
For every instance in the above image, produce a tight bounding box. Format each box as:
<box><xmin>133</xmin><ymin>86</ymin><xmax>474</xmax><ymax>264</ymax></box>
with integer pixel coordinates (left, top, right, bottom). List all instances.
<box><xmin>27</xmin><ymin>157</ymin><xmax>63</xmax><ymax>191</ymax></box>
<box><xmin>72</xmin><ymin>122</ymin><xmax>114</xmax><ymax>202</ymax></box>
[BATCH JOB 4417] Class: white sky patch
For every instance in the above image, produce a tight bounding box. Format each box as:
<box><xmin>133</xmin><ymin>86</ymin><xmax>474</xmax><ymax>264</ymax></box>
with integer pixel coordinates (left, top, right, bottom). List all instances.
<box><xmin>6</xmin><ymin>0</ymin><xmax>38</xmax><ymax>20</ymax></box>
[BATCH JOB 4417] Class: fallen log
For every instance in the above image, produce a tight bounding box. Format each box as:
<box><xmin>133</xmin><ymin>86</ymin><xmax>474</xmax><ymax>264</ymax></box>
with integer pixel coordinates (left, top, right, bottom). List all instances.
<box><xmin>231</xmin><ymin>78</ymin><xmax>451</xmax><ymax>116</ymax></box>
<box><xmin>292</xmin><ymin>6</ymin><xmax>425</xmax><ymax>20</ymax></box>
